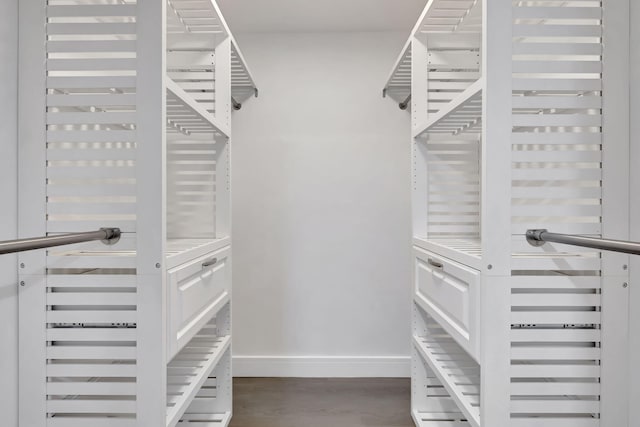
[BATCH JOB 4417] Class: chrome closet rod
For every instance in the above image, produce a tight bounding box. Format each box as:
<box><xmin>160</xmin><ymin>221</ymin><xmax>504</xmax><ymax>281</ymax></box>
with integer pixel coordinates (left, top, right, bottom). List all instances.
<box><xmin>526</xmin><ymin>229</ymin><xmax>640</xmax><ymax>256</ymax></box>
<box><xmin>0</xmin><ymin>228</ymin><xmax>121</xmax><ymax>255</ymax></box>
<box><xmin>399</xmin><ymin>94</ymin><xmax>412</xmax><ymax>110</ymax></box>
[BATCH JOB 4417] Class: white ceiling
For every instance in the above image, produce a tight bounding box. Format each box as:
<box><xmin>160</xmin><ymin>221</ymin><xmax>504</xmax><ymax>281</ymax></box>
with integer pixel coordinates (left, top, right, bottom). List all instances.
<box><xmin>217</xmin><ymin>0</ymin><xmax>428</xmax><ymax>33</ymax></box>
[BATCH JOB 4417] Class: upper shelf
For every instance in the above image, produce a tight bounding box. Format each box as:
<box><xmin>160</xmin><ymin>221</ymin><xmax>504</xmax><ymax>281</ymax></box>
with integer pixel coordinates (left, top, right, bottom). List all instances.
<box><xmin>231</xmin><ymin>42</ymin><xmax>258</xmax><ymax>104</ymax></box>
<box><xmin>413</xmin><ymin>79</ymin><xmax>483</xmax><ymax>138</ymax></box>
<box><xmin>167</xmin><ymin>0</ymin><xmax>258</xmax><ymax>105</ymax></box>
<box><xmin>167</xmin><ymin>0</ymin><xmax>227</xmax><ymax>36</ymax></box>
<box><xmin>416</xmin><ymin>0</ymin><xmax>482</xmax><ymax>35</ymax></box>
<box><xmin>383</xmin><ymin>0</ymin><xmax>482</xmax><ymax>105</ymax></box>
<box><xmin>383</xmin><ymin>40</ymin><xmax>412</xmax><ymax>105</ymax></box>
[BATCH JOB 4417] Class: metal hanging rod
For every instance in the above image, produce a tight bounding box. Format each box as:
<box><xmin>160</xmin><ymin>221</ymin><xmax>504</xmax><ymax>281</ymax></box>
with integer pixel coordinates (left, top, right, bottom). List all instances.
<box><xmin>399</xmin><ymin>94</ymin><xmax>412</xmax><ymax>110</ymax></box>
<box><xmin>231</xmin><ymin>97</ymin><xmax>242</xmax><ymax>111</ymax></box>
<box><xmin>0</xmin><ymin>228</ymin><xmax>121</xmax><ymax>255</ymax></box>
<box><xmin>526</xmin><ymin>229</ymin><xmax>640</xmax><ymax>256</ymax></box>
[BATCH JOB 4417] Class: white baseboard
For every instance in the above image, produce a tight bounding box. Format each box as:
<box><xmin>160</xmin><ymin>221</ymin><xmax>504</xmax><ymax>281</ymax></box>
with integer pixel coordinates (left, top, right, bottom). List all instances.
<box><xmin>232</xmin><ymin>356</ymin><xmax>410</xmax><ymax>378</ymax></box>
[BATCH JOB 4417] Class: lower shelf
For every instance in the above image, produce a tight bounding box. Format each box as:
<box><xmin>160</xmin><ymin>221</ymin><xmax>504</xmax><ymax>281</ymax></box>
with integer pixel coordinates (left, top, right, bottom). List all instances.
<box><xmin>166</xmin><ymin>326</ymin><xmax>231</xmax><ymax>427</ymax></box>
<box><xmin>413</xmin><ymin>410</ymin><xmax>470</xmax><ymax>426</ymax></box>
<box><xmin>413</xmin><ymin>334</ymin><xmax>480</xmax><ymax>427</ymax></box>
<box><xmin>179</xmin><ymin>412</ymin><xmax>232</xmax><ymax>426</ymax></box>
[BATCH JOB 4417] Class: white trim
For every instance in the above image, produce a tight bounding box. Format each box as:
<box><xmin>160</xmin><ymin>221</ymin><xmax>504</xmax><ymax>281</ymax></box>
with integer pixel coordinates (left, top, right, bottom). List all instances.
<box><xmin>232</xmin><ymin>356</ymin><xmax>411</xmax><ymax>378</ymax></box>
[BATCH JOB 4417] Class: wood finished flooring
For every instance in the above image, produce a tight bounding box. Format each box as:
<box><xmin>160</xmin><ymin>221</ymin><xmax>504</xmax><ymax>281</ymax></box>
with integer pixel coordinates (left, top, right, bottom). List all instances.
<box><xmin>229</xmin><ymin>378</ymin><xmax>413</xmax><ymax>427</ymax></box>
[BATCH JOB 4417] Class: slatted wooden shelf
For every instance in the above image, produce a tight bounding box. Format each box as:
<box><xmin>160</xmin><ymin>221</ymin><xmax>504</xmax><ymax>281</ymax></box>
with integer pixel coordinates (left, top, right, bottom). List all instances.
<box><xmin>231</xmin><ymin>42</ymin><xmax>258</xmax><ymax>103</ymax></box>
<box><xmin>413</xmin><ymin>410</ymin><xmax>471</xmax><ymax>427</ymax></box>
<box><xmin>383</xmin><ymin>0</ymin><xmax>482</xmax><ymax>105</ymax></box>
<box><xmin>383</xmin><ymin>40</ymin><xmax>412</xmax><ymax>104</ymax></box>
<box><xmin>44</xmin><ymin>238</ymin><xmax>229</xmax><ymax>272</ymax></box>
<box><xmin>165</xmin><ymin>237</ymin><xmax>231</xmax><ymax>269</ymax></box>
<box><xmin>166</xmin><ymin>328</ymin><xmax>231</xmax><ymax>427</ymax></box>
<box><xmin>413</xmin><ymin>335</ymin><xmax>481</xmax><ymax>427</ymax></box>
<box><xmin>414</xmin><ymin>79</ymin><xmax>483</xmax><ymax>137</ymax></box>
<box><xmin>179</xmin><ymin>412</ymin><xmax>232</xmax><ymax>426</ymax></box>
<box><xmin>167</xmin><ymin>0</ymin><xmax>257</xmax><ymax>106</ymax></box>
<box><xmin>413</xmin><ymin>237</ymin><xmax>482</xmax><ymax>270</ymax></box>
<box><xmin>416</xmin><ymin>0</ymin><xmax>482</xmax><ymax>35</ymax></box>
<box><xmin>167</xmin><ymin>0</ymin><xmax>227</xmax><ymax>36</ymax></box>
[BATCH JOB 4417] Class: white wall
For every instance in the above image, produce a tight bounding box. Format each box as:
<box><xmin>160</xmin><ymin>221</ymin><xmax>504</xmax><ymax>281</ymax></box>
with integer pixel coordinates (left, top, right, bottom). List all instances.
<box><xmin>0</xmin><ymin>0</ymin><xmax>19</xmax><ymax>424</ymax></box>
<box><xmin>230</xmin><ymin>31</ymin><xmax>412</xmax><ymax>377</ymax></box>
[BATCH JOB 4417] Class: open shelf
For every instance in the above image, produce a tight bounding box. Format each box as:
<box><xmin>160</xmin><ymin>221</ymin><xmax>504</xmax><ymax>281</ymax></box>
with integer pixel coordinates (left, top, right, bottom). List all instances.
<box><xmin>414</xmin><ymin>79</ymin><xmax>483</xmax><ymax>138</ymax></box>
<box><xmin>166</xmin><ymin>326</ymin><xmax>231</xmax><ymax>427</ymax></box>
<box><xmin>382</xmin><ymin>0</ymin><xmax>482</xmax><ymax>105</ymax></box>
<box><xmin>416</xmin><ymin>0</ymin><xmax>482</xmax><ymax>35</ymax></box>
<box><xmin>413</xmin><ymin>410</ymin><xmax>471</xmax><ymax>427</ymax></box>
<box><xmin>167</xmin><ymin>0</ymin><xmax>227</xmax><ymax>36</ymax></box>
<box><xmin>179</xmin><ymin>412</ymin><xmax>232</xmax><ymax>426</ymax></box>
<box><xmin>166</xmin><ymin>77</ymin><xmax>230</xmax><ymax>138</ymax></box>
<box><xmin>231</xmin><ymin>42</ymin><xmax>258</xmax><ymax>104</ymax></box>
<box><xmin>165</xmin><ymin>237</ymin><xmax>231</xmax><ymax>269</ymax></box>
<box><xmin>167</xmin><ymin>0</ymin><xmax>257</xmax><ymax>107</ymax></box>
<box><xmin>413</xmin><ymin>334</ymin><xmax>480</xmax><ymax>427</ymax></box>
<box><xmin>383</xmin><ymin>40</ymin><xmax>412</xmax><ymax>104</ymax></box>
<box><xmin>414</xmin><ymin>237</ymin><xmax>482</xmax><ymax>270</ymax></box>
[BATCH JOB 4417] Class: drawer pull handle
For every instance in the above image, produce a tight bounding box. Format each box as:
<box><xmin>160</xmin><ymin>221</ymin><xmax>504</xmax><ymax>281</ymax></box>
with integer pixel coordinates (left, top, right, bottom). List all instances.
<box><xmin>202</xmin><ymin>258</ymin><xmax>218</xmax><ymax>268</ymax></box>
<box><xmin>427</xmin><ymin>258</ymin><xmax>444</xmax><ymax>269</ymax></box>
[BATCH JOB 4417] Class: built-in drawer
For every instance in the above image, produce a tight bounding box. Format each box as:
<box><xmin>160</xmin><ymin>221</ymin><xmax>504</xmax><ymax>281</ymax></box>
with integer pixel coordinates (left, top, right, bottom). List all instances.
<box><xmin>167</xmin><ymin>246</ymin><xmax>231</xmax><ymax>360</ymax></box>
<box><xmin>414</xmin><ymin>247</ymin><xmax>480</xmax><ymax>360</ymax></box>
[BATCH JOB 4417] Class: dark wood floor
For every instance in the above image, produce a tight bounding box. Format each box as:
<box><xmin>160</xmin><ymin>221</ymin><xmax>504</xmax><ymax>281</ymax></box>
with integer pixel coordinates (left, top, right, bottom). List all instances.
<box><xmin>229</xmin><ymin>378</ymin><xmax>413</xmax><ymax>427</ymax></box>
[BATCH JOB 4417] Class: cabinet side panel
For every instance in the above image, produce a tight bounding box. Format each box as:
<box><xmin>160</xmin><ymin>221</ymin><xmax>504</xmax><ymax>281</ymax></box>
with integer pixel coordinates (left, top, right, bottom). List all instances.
<box><xmin>510</xmin><ymin>2</ymin><xmax>609</xmax><ymax>426</ymax></box>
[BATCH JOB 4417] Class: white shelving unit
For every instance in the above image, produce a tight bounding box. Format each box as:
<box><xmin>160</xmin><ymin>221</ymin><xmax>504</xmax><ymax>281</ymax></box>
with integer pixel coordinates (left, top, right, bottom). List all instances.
<box><xmin>385</xmin><ymin>1</ymin><xmax>631</xmax><ymax>426</ymax></box>
<box><xmin>17</xmin><ymin>1</ymin><xmax>257</xmax><ymax>426</ymax></box>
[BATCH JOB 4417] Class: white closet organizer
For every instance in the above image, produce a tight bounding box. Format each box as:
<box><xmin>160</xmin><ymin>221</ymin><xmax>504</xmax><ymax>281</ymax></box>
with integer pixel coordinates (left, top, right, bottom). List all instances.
<box><xmin>17</xmin><ymin>1</ymin><xmax>257</xmax><ymax>426</ymax></box>
<box><xmin>384</xmin><ymin>1</ymin><xmax>630</xmax><ymax>426</ymax></box>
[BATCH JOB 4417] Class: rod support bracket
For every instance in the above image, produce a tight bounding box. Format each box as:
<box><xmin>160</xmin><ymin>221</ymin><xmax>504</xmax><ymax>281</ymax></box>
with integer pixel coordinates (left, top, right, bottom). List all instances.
<box><xmin>101</xmin><ymin>228</ymin><xmax>122</xmax><ymax>246</ymax></box>
<box><xmin>526</xmin><ymin>229</ymin><xmax>547</xmax><ymax>247</ymax></box>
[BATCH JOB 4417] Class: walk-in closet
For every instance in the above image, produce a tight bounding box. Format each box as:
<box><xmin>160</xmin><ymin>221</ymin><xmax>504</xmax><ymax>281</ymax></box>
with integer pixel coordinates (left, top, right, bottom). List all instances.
<box><xmin>0</xmin><ymin>1</ymin><xmax>638</xmax><ymax>426</ymax></box>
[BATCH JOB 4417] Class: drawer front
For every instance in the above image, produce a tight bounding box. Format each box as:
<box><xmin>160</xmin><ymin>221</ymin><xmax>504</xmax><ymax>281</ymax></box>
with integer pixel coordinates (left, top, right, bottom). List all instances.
<box><xmin>414</xmin><ymin>247</ymin><xmax>480</xmax><ymax>360</ymax></box>
<box><xmin>167</xmin><ymin>246</ymin><xmax>231</xmax><ymax>359</ymax></box>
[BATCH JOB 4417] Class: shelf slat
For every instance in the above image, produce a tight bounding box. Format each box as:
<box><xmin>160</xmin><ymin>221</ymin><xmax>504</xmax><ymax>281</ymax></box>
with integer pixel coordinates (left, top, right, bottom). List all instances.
<box><xmin>413</xmin><ymin>335</ymin><xmax>481</xmax><ymax>427</ymax></box>
<box><xmin>414</xmin><ymin>79</ymin><xmax>483</xmax><ymax>137</ymax></box>
<box><xmin>412</xmin><ymin>409</ymin><xmax>471</xmax><ymax>427</ymax></box>
<box><xmin>179</xmin><ymin>412</ymin><xmax>232</xmax><ymax>426</ymax></box>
